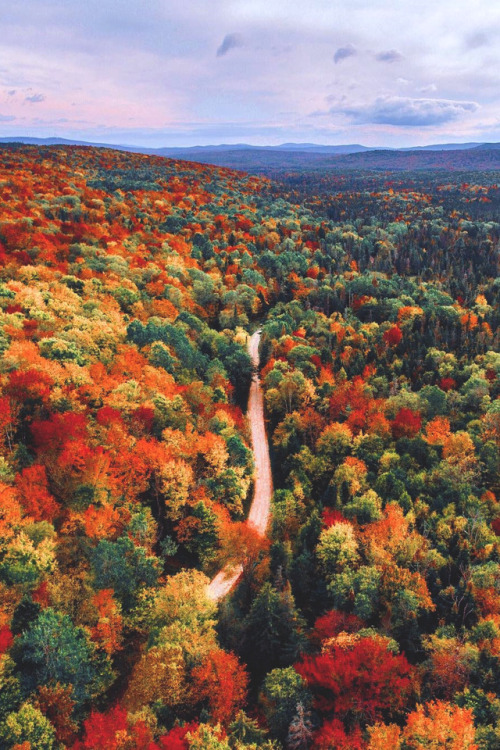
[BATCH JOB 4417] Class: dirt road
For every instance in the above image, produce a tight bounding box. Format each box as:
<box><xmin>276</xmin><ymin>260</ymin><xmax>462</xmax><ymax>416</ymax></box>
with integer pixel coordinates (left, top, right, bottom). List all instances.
<box><xmin>207</xmin><ymin>330</ymin><xmax>272</xmax><ymax>600</ymax></box>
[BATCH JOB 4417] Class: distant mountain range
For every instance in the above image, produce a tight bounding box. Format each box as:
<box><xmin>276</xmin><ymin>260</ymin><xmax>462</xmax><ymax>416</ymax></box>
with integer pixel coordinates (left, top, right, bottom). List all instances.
<box><xmin>1</xmin><ymin>136</ymin><xmax>500</xmax><ymax>171</ymax></box>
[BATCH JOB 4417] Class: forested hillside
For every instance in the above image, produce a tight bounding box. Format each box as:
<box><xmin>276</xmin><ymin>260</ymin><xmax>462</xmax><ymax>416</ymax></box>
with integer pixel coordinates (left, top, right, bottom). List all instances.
<box><xmin>0</xmin><ymin>145</ymin><xmax>498</xmax><ymax>749</ymax></box>
<box><xmin>141</xmin><ymin>145</ymin><xmax>500</xmax><ymax>173</ymax></box>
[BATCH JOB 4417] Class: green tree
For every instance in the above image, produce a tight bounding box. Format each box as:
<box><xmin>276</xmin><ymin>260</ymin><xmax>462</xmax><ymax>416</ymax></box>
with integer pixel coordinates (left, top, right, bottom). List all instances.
<box><xmin>242</xmin><ymin>584</ymin><xmax>305</xmax><ymax>674</ymax></box>
<box><xmin>229</xmin><ymin>710</ymin><xmax>269</xmax><ymax>746</ymax></box>
<box><xmin>259</xmin><ymin>667</ymin><xmax>311</xmax><ymax>740</ymax></box>
<box><xmin>329</xmin><ymin>565</ymin><xmax>382</xmax><ymax>620</ymax></box>
<box><xmin>13</xmin><ymin>609</ymin><xmax>113</xmax><ymax>710</ymax></box>
<box><xmin>316</xmin><ymin>522</ymin><xmax>359</xmax><ymax>582</ymax></box>
<box><xmin>90</xmin><ymin>535</ymin><xmax>159</xmax><ymax>611</ymax></box>
<box><xmin>2</xmin><ymin>702</ymin><xmax>56</xmax><ymax>750</ymax></box>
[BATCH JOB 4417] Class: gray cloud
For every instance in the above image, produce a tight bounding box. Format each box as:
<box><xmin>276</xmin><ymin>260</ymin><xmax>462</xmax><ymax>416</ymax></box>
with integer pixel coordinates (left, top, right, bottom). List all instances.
<box><xmin>25</xmin><ymin>93</ymin><xmax>45</xmax><ymax>103</ymax></box>
<box><xmin>216</xmin><ymin>33</ymin><xmax>244</xmax><ymax>57</ymax></box>
<box><xmin>0</xmin><ymin>114</ymin><xmax>15</xmax><ymax>122</ymax></box>
<box><xmin>334</xmin><ymin>43</ymin><xmax>357</xmax><ymax>64</ymax></box>
<box><xmin>465</xmin><ymin>31</ymin><xmax>489</xmax><ymax>49</ymax></box>
<box><xmin>7</xmin><ymin>90</ymin><xmax>16</xmax><ymax>96</ymax></box>
<box><xmin>337</xmin><ymin>96</ymin><xmax>479</xmax><ymax>126</ymax></box>
<box><xmin>375</xmin><ymin>49</ymin><xmax>403</xmax><ymax>63</ymax></box>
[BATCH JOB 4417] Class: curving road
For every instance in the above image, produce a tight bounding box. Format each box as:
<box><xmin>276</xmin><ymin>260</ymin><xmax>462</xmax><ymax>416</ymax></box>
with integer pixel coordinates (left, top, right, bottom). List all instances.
<box><xmin>207</xmin><ymin>330</ymin><xmax>272</xmax><ymax>600</ymax></box>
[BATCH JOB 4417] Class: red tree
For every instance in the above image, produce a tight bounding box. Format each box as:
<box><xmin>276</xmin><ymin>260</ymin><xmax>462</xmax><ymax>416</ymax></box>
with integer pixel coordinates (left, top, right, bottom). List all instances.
<box><xmin>191</xmin><ymin>649</ymin><xmax>248</xmax><ymax>725</ymax></box>
<box><xmin>74</xmin><ymin>705</ymin><xmax>154</xmax><ymax>750</ymax></box>
<box><xmin>295</xmin><ymin>636</ymin><xmax>415</xmax><ymax>724</ymax></box>
<box><xmin>15</xmin><ymin>464</ymin><xmax>59</xmax><ymax>521</ymax></box>
<box><xmin>0</xmin><ymin>625</ymin><xmax>13</xmax><ymax>654</ymax></box>
<box><xmin>313</xmin><ymin>610</ymin><xmax>363</xmax><ymax>644</ymax></box>
<box><xmin>313</xmin><ymin>718</ymin><xmax>364</xmax><ymax>749</ymax></box>
<box><xmin>75</xmin><ymin>705</ymin><xmax>128</xmax><ymax>750</ymax></box>
<box><xmin>439</xmin><ymin>377</ymin><xmax>456</xmax><ymax>392</ymax></box>
<box><xmin>383</xmin><ymin>325</ymin><xmax>402</xmax><ymax>346</ymax></box>
<box><xmin>392</xmin><ymin>408</ymin><xmax>422</xmax><ymax>440</ymax></box>
<box><xmin>154</xmin><ymin>723</ymin><xmax>199</xmax><ymax>750</ymax></box>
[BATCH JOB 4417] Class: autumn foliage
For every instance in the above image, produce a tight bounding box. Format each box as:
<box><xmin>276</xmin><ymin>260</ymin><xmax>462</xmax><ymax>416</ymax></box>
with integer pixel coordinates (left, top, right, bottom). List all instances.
<box><xmin>0</xmin><ymin>145</ymin><xmax>497</xmax><ymax>747</ymax></box>
<box><xmin>296</xmin><ymin>636</ymin><xmax>416</xmax><ymax>723</ymax></box>
<box><xmin>191</xmin><ymin>649</ymin><xmax>248</xmax><ymax>724</ymax></box>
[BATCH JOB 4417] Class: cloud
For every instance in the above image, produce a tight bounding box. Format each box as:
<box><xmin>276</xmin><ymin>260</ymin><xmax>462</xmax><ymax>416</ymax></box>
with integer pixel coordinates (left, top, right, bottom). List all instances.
<box><xmin>333</xmin><ymin>43</ymin><xmax>357</xmax><ymax>64</ymax></box>
<box><xmin>0</xmin><ymin>114</ymin><xmax>15</xmax><ymax>122</ymax></box>
<box><xmin>375</xmin><ymin>49</ymin><xmax>403</xmax><ymax>63</ymax></box>
<box><xmin>0</xmin><ymin>1</ymin><xmax>498</xmax><ymax>147</ymax></box>
<box><xmin>465</xmin><ymin>31</ymin><xmax>489</xmax><ymax>49</ymax></box>
<box><xmin>337</xmin><ymin>96</ymin><xmax>479</xmax><ymax>126</ymax></box>
<box><xmin>7</xmin><ymin>90</ymin><xmax>16</xmax><ymax>96</ymax></box>
<box><xmin>25</xmin><ymin>93</ymin><xmax>45</xmax><ymax>103</ymax></box>
<box><xmin>216</xmin><ymin>33</ymin><xmax>244</xmax><ymax>57</ymax></box>
<box><xmin>418</xmin><ymin>83</ymin><xmax>437</xmax><ymax>93</ymax></box>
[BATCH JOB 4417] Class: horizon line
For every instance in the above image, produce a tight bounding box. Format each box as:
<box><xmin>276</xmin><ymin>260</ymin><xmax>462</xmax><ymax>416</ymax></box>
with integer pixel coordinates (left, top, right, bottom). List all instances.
<box><xmin>0</xmin><ymin>134</ymin><xmax>496</xmax><ymax>152</ymax></box>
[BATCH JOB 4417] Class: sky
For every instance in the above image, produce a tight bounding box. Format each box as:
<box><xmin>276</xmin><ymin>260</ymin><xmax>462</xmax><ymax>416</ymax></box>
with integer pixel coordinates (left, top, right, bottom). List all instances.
<box><xmin>1</xmin><ymin>0</ymin><xmax>500</xmax><ymax>148</ymax></box>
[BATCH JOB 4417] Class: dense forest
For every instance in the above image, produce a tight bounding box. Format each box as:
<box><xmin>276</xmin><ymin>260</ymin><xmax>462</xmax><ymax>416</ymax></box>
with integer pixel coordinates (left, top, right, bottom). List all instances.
<box><xmin>119</xmin><ymin>143</ymin><xmax>500</xmax><ymax>173</ymax></box>
<box><xmin>0</xmin><ymin>144</ymin><xmax>498</xmax><ymax>749</ymax></box>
